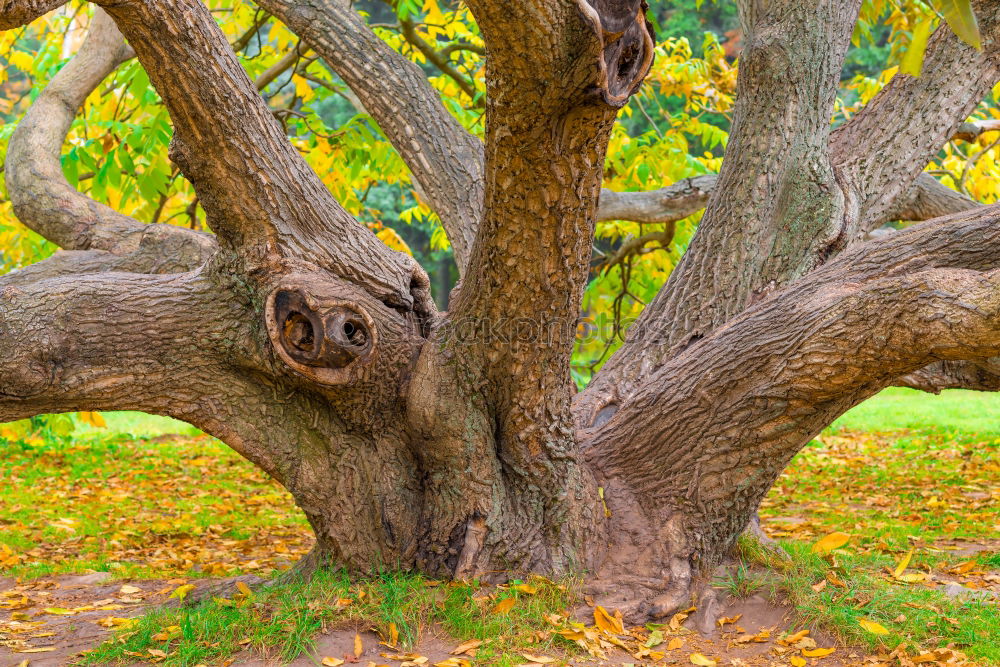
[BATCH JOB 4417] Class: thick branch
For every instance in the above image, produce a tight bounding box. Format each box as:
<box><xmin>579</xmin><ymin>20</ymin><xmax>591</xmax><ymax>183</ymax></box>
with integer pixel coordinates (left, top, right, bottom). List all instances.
<box><xmin>253</xmin><ymin>0</ymin><xmax>484</xmax><ymax>272</ymax></box>
<box><xmin>585</xmin><ymin>203</ymin><xmax>1000</xmax><ymax>566</ymax></box>
<box><xmin>4</xmin><ymin>8</ymin><xmax>211</xmax><ymax>262</ymax></box>
<box><xmin>98</xmin><ymin>0</ymin><xmax>422</xmax><ymax>307</ymax></box>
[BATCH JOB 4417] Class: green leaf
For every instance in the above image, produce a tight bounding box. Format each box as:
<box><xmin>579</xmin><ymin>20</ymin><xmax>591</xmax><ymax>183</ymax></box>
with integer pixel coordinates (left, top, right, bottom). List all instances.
<box><xmin>934</xmin><ymin>0</ymin><xmax>981</xmax><ymax>50</ymax></box>
<box><xmin>900</xmin><ymin>17</ymin><xmax>934</xmax><ymax>77</ymax></box>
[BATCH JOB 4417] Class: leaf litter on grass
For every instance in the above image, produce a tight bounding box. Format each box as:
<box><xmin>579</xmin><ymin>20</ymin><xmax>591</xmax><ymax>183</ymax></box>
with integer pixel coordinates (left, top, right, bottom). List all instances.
<box><xmin>1</xmin><ymin>426</ymin><xmax>998</xmax><ymax>664</ymax></box>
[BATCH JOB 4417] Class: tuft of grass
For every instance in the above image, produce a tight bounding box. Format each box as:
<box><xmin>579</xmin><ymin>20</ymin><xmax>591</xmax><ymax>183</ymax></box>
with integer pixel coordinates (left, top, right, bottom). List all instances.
<box><xmin>82</xmin><ymin>569</ymin><xmax>579</xmax><ymax>666</ymax></box>
<box><xmin>713</xmin><ymin>562</ymin><xmax>766</xmax><ymax>599</ymax></box>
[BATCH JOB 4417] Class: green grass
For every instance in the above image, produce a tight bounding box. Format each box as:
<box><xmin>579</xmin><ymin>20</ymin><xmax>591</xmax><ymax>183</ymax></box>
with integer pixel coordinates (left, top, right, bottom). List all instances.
<box><xmin>0</xmin><ymin>427</ymin><xmax>311</xmax><ymax>580</ymax></box>
<box><xmin>82</xmin><ymin>570</ymin><xmax>578</xmax><ymax>666</ymax></box>
<box><xmin>76</xmin><ymin>411</ymin><xmax>202</xmax><ymax>438</ymax></box>
<box><xmin>833</xmin><ymin>387</ymin><xmax>1000</xmax><ymax>435</ymax></box>
<box><xmin>758</xmin><ymin>387</ymin><xmax>1000</xmax><ymax>663</ymax></box>
<box><xmin>775</xmin><ymin>542</ymin><xmax>1000</xmax><ymax>663</ymax></box>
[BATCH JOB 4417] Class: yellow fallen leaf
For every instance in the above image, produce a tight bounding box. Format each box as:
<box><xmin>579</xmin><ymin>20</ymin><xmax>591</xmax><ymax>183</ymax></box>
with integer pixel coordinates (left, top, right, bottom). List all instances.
<box><xmin>236</xmin><ymin>581</ymin><xmax>253</xmax><ymax>596</ymax></box>
<box><xmin>790</xmin><ymin>657</ymin><xmax>806</xmax><ymax>667</ymax></box>
<box><xmin>169</xmin><ymin>584</ymin><xmax>195</xmax><ymax>601</ymax></box>
<box><xmin>521</xmin><ymin>654</ymin><xmax>556</xmax><ymax>663</ymax></box>
<box><xmin>858</xmin><ymin>618</ymin><xmax>889</xmax><ymax>635</ymax></box>
<box><xmin>354</xmin><ymin>632</ymin><xmax>363</xmax><ymax>658</ymax></box>
<box><xmin>148</xmin><ymin>649</ymin><xmax>167</xmax><ymax>658</ymax></box>
<box><xmin>321</xmin><ymin>658</ymin><xmax>345</xmax><ymax>666</ymax></box>
<box><xmin>896</xmin><ymin>572</ymin><xmax>927</xmax><ymax>583</ymax></box>
<box><xmin>450</xmin><ymin>639</ymin><xmax>482</xmax><ymax>655</ymax></box>
<box><xmin>779</xmin><ymin>629</ymin><xmax>809</xmax><ymax>646</ymax></box>
<box><xmin>811</xmin><ymin>532</ymin><xmax>850</xmax><ymax>553</ymax></box>
<box><xmin>434</xmin><ymin>660</ymin><xmax>471</xmax><ymax>667</ymax></box>
<box><xmin>911</xmin><ymin>653</ymin><xmax>937</xmax><ymax>663</ymax></box>
<box><xmin>491</xmin><ymin>597</ymin><xmax>516</xmax><ymax>615</ymax></box>
<box><xmin>594</xmin><ymin>605</ymin><xmax>625</xmax><ymax>634</ymax></box>
<box><xmin>43</xmin><ymin>607</ymin><xmax>77</xmax><ymax>616</ymax></box>
<box><xmin>717</xmin><ymin>613</ymin><xmax>742</xmax><ymax>626</ymax></box>
<box><xmin>119</xmin><ymin>584</ymin><xmax>141</xmax><ymax>595</ymax></box>
<box><xmin>15</xmin><ymin>648</ymin><xmax>56</xmax><ymax>653</ymax></box>
<box><xmin>388</xmin><ymin>622</ymin><xmax>399</xmax><ymax>647</ymax></box>
<box><xmin>892</xmin><ymin>549</ymin><xmax>914</xmax><ymax>579</ymax></box>
<box><xmin>512</xmin><ymin>583</ymin><xmax>537</xmax><ymax>594</ymax></box>
<box><xmin>690</xmin><ymin>653</ymin><xmax>717</xmax><ymax>666</ymax></box>
<box><xmin>667</xmin><ymin>638</ymin><xmax>684</xmax><ymax>650</ymax></box>
<box><xmin>96</xmin><ymin>616</ymin><xmax>136</xmax><ymax>629</ymax></box>
<box><xmin>802</xmin><ymin>647</ymin><xmax>836</xmax><ymax>658</ymax></box>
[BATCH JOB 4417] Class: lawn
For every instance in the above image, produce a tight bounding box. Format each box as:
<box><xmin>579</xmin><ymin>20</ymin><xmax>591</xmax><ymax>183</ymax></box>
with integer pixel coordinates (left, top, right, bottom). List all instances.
<box><xmin>1</xmin><ymin>389</ymin><xmax>998</xmax><ymax>665</ymax></box>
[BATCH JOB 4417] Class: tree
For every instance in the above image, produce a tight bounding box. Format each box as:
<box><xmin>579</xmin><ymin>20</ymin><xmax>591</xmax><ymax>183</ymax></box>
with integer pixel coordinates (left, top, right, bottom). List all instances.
<box><xmin>2</xmin><ymin>0</ymin><xmax>1000</xmax><ymax>620</ymax></box>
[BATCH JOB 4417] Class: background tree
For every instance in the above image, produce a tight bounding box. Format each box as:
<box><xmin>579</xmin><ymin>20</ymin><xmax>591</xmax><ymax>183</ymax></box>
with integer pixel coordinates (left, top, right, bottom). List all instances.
<box><xmin>2</xmin><ymin>0</ymin><xmax>1000</xmax><ymax>619</ymax></box>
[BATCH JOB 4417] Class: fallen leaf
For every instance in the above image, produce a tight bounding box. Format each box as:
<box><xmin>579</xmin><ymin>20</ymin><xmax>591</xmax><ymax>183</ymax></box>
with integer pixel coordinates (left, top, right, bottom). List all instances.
<box><xmin>892</xmin><ymin>549</ymin><xmax>914</xmax><ymax>579</ymax></box>
<box><xmin>811</xmin><ymin>532</ymin><xmax>850</xmax><ymax>553</ymax></box>
<box><xmin>388</xmin><ymin>622</ymin><xmax>399</xmax><ymax>647</ymax></box>
<box><xmin>667</xmin><ymin>638</ymin><xmax>684</xmax><ymax>650</ymax></box>
<box><xmin>236</xmin><ymin>581</ymin><xmax>253</xmax><ymax>596</ymax></box>
<box><xmin>594</xmin><ymin>605</ymin><xmax>625</xmax><ymax>634</ymax></box>
<box><xmin>450</xmin><ymin>639</ymin><xmax>482</xmax><ymax>655</ymax></box>
<box><xmin>858</xmin><ymin>618</ymin><xmax>889</xmax><ymax>635</ymax></box>
<box><xmin>169</xmin><ymin>584</ymin><xmax>195</xmax><ymax>601</ymax></box>
<box><xmin>434</xmin><ymin>660</ymin><xmax>471</xmax><ymax>667</ymax></box>
<box><xmin>322</xmin><ymin>659</ymin><xmax>345</xmax><ymax>667</ymax></box>
<box><xmin>790</xmin><ymin>657</ymin><xmax>806</xmax><ymax>667</ymax></box>
<box><xmin>690</xmin><ymin>652</ymin><xmax>717</xmax><ymax>666</ymax></box>
<box><xmin>520</xmin><ymin>654</ymin><xmax>556</xmax><ymax>663</ymax></box>
<box><xmin>42</xmin><ymin>607</ymin><xmax>77</xmax><ymax>616</ymax></box>
<box><xmin>119</xmin><ymin>584</ymin><xmax>141</xmax><ymax>595</ymax></box>
<box><xmin>354</xmin><ymin>632</ymin><xmax>363</xmax><ymax>658</ymax></box>
<box><xmin>491</xmin><ymin>597</ymin><xmax>516</xmax><ymax>615</ymax></box>
<box><xmin>512</xmin><ymin>583</ymin><xmax>537</xmax><ymax>594</ymax></box>
<box><xmin>802</xmin><ymin>648</ymin><xmax>836</xmax><ymax>658</ymax></box>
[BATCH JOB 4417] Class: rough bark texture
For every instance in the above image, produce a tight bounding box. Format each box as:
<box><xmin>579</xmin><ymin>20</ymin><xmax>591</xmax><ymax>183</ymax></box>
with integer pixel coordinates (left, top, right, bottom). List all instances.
<box><xmin>4</xmin><ymin>0</ymin><xmax>1000</xmax><ymax>621</ymax></box>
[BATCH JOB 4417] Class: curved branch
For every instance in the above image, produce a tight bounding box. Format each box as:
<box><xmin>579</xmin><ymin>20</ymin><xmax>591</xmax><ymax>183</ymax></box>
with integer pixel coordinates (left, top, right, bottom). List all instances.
<box><xmin>5</xmin><ymin>8</ymin><xmax>210</xmax><ymax>261</ymax></box>
<box><xmin>97</xmin><ymin>0</ymin><xmax>423</xmax><ymax>308</ymax></box>
<box><xmin>253</xmin><ymin>0</ymin><xmax>484</xmax><ymax>273</ymax></box>
<box><xmin>585</xmin><ymin>203</ymin><xmax>1000</xmax><ymax>564</ymax></box>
